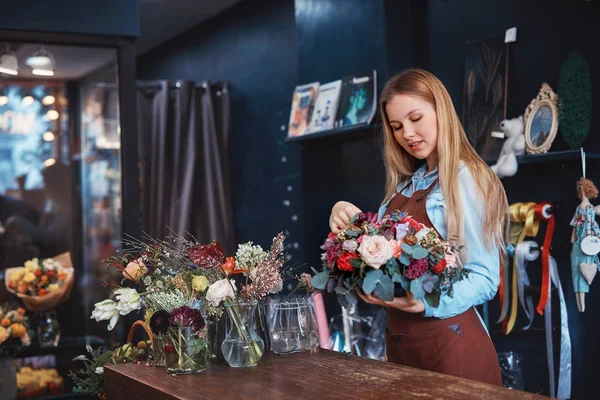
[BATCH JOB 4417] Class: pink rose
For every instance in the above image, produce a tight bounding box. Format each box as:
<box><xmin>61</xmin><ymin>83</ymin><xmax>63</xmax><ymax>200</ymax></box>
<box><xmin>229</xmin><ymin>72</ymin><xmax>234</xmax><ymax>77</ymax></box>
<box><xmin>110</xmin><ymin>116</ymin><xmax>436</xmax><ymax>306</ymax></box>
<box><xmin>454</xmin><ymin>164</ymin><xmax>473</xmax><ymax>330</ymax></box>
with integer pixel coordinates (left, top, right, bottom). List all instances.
<box><xmin>357</xmin><ymin>236</ymin><xmax>394</xmax><ymax>269</ymax></box>
<box><xmin>123</xmin><ymin>258</ymin><xmax>147</xmax><ymax>282</ymax></box>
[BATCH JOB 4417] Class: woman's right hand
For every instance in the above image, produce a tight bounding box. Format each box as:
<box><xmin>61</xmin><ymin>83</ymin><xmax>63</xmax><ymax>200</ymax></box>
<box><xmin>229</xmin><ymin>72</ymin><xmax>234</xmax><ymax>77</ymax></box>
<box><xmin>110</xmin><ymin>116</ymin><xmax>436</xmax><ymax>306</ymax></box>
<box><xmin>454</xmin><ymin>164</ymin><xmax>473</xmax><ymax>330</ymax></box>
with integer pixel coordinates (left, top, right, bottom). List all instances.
<box><xmin>329</xmin><ymin>201</ymin><xmax>362</xmax><ymax>234</ymax></box>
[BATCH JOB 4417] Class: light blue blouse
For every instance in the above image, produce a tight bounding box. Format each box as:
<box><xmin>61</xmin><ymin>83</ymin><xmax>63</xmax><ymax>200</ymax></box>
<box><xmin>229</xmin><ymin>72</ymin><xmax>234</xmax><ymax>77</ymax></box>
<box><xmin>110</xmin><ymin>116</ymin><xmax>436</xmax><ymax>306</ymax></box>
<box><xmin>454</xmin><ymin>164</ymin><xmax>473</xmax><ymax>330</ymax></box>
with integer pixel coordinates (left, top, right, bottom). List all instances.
<box><xmin>377</xmin><ymin>162</ymin><xmax>500</xmax><ymax>320</ymax></box>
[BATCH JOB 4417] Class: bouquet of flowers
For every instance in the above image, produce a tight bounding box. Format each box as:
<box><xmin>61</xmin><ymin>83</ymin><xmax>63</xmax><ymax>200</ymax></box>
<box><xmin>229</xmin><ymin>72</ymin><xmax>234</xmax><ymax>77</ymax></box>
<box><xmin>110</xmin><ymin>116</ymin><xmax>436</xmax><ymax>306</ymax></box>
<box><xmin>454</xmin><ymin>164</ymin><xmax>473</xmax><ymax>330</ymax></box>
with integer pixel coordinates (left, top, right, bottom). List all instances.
<box><xmin>312</xmin><ymin>210</ymin><xmax>467</xmax><ymax>308</ymax></box>
<box><xmin>0</xmin><ymin>304</ymin><xmax>31</xmax><ymax>356</ymax></box>
<box><xmin>4</xmin><ymin>253</ymin><xmax>75</xmax><ymax>311</ymax></box>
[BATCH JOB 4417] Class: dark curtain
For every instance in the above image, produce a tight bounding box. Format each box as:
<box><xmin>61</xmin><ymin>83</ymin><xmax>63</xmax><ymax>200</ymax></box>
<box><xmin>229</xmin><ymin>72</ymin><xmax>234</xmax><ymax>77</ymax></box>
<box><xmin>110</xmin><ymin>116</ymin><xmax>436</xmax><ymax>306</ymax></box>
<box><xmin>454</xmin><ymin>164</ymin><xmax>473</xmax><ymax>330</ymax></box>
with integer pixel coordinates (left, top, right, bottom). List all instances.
<box><xmin>137</xmin><ymin>81</ymin><xmax>235</xmax><ymax>254</ymax></box>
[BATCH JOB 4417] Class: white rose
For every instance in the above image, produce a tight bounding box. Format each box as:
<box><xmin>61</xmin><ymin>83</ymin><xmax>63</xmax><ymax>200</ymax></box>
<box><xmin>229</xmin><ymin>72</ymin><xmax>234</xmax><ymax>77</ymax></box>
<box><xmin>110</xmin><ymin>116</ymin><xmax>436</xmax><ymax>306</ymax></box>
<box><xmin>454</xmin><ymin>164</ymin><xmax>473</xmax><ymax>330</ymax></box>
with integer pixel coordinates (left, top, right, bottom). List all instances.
<box><xmin>95</xmin><ymin>367</ymin><xmax>104</xmax><ymax>375</ymax></box>
<box><xmin>415</xmin><ymin>227</ymin><xmax>431</xmax><ymax>241</ymax></box>
<box><xmin>91</xmin><ymin>299</ymin><xmax>120</xmax><ymax>331</ymax></box>
<box><xmin>205</xmin><ymin>278</ymin><xmax>237</xmax><ymax>307</ymax></box>
<box><xmin>357</xmin><ymin>236</ymin><xmax>394</xmax><ymax>269</ymax></box>
<box><xmin>114</xmin><ymin>288</ymin><xmax>142</xmax><ymax>316</ymax></box>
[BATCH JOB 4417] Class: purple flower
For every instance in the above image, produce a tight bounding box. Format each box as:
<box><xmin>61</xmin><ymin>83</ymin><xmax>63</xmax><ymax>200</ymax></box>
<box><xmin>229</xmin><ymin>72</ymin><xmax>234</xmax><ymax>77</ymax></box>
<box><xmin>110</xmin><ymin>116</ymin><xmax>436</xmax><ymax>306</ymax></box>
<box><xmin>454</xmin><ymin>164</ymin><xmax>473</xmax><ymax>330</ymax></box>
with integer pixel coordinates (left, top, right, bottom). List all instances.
<box><xmin>342</xmin><ymin>240</ymin><xmax>358</xmax><ymax>253</ymax></box>
<box><xmin>169</xmin><ymin>306</ymin><xmax>206</xmax><ymax>333</ymax></box>
<box><xmin>320</xmin><ymin>239</ymin><xmax>336</xmax><ymax>251</ymax></box>
<box><xmin>149</xmin><ymin>310</ymin><xmax>170</xmax><ymax>334</ymax></box>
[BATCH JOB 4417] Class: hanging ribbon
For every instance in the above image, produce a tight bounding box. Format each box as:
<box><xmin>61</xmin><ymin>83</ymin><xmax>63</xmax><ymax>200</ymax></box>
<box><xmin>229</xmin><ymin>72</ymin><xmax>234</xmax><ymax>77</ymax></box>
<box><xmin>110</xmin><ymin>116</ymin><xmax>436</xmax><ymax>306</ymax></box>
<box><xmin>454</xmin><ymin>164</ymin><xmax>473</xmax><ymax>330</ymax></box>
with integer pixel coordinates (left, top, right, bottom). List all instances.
<box><xmin>546</xmin><ymin>256</ymin><xmax>572</xmax><ymax>399</ymax></box>
<box><xmin>515</xmin><ymin>241</ymin><xmax>539</xmax><ymax>330</ymax></box>
<box><xmin>505</xmin><ymin>202</ymin><xmax>539</xmax><ymax>334</ymax></box>
<box><xmin>535</xmin><ymin>202</ymin><xmax>555</xmax><ymax>315</ymax></box>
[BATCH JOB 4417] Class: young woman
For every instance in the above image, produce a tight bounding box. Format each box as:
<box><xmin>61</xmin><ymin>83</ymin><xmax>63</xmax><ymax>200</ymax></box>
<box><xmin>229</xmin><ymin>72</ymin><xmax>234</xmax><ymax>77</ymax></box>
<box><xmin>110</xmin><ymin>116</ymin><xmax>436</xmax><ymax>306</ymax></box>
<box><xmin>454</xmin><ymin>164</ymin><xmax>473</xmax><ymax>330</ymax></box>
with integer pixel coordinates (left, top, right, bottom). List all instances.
<box><xmin>329</xmin><ymin>69</ymin><xmax>509</xmax><ymax>385</ymax></box>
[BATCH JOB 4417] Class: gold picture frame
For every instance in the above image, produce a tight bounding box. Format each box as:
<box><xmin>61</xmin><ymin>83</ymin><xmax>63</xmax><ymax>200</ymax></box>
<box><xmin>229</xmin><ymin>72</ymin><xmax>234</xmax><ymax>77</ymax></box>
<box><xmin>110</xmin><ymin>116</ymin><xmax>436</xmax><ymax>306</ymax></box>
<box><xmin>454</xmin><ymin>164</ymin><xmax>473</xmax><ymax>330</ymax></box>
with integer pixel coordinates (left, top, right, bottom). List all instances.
<box><xmin>524</xmin><ymin>83</ymin><xmax>559</xmax><ymax>154</ymax></box>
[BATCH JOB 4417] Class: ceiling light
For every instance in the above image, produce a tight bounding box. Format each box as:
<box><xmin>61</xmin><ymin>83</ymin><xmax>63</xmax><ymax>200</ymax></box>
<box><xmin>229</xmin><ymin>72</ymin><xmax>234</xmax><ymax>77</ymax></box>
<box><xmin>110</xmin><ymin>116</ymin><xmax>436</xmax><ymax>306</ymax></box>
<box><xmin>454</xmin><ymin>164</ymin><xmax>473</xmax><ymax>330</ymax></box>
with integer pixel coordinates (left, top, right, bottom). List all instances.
<box><xmin>43</xmin><ymin>131</ymin><xmax>55</xmax><ymax>141</ymax></box>
<box><xmin>26</xmin><ymin>46</ymin><xmax>55</xmax><ymax>76</ymax></box>
<box><xmin>43</xmin><ymin>158</ymin><xmax>56</xmax><ymax>167</ymax></box>
<box><xmin>0</xmin><ymin>44</ymin><xmax>18</xmax><ymax>75</ymax></box>
<box><xmin>46</xmin><ymin>110</ymin><xmax>59</xmax><ymax>120</ymax></box>
<box><xmin>22</xmin><ymin>96</ymin><xmax>34</xmax><ymax>106</ymax></box>
<box><xmin>0</xmin><ymin>96</ymin><xmax>8</xmax><ymax>106</ymax></box>
<box><xmin>42</xmin><ymin>95</ymin><xmax>55</xmax><ymax>105</ymax></box>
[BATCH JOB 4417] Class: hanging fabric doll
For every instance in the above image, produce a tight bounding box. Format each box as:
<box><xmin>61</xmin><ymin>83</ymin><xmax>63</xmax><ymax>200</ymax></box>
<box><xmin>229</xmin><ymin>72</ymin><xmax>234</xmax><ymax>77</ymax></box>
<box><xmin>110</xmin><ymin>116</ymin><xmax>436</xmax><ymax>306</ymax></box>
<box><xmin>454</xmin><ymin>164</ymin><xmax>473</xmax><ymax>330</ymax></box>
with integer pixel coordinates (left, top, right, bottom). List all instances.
<box><xmin>570</xmin><ymin>177</ymin><xmax>600</xmax><ymax>312</ymax></box>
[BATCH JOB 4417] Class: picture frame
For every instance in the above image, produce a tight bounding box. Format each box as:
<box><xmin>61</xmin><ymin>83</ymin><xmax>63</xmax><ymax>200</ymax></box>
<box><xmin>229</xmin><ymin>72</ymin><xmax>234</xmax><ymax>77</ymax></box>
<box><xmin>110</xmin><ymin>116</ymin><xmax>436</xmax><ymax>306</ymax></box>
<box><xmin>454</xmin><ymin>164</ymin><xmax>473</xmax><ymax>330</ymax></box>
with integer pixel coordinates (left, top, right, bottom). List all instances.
<box><xmin>524</xmin><ymin>83</ymin><xmax>559</xmax><ymax>154</ymax></box>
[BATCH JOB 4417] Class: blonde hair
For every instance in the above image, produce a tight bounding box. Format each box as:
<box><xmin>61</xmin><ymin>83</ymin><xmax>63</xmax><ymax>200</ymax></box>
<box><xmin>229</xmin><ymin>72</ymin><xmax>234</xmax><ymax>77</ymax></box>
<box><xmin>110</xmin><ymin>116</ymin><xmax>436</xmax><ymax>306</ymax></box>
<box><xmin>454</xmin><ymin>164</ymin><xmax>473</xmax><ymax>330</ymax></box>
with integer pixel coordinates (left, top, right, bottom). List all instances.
<box><xmin>380</xmin><ymin>68</ymin><xmax>508</xmax><ymax>252</ymax></box>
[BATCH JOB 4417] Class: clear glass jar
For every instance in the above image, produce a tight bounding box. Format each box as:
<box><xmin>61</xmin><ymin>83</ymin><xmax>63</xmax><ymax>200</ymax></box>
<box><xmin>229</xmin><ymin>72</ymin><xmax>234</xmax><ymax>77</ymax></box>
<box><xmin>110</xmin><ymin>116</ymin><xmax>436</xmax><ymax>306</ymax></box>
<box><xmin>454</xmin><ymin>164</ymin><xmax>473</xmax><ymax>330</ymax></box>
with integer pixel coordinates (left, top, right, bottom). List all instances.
<box><xmin>164</xmin><ymin>326</ymin><xmax>207</xmax><ymax>374</ymax></box>
<box><xmin>221</xmin><ymin>301</ymin><xmax>264</xmax><ymax>367</ymax></box>
<box><xmin>266</xmin><ymin>295</ymin><xmax>319</xmax><ymax>354</ymax></box>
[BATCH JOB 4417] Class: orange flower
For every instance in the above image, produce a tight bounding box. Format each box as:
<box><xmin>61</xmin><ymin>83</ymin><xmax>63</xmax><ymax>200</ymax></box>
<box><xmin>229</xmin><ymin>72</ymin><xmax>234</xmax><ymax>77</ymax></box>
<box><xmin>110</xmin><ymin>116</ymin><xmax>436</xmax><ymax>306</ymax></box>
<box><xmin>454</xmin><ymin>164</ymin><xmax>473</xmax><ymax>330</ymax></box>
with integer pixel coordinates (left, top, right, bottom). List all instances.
<box><xmin>1</xmin><ymin>318</ymin><xmax>10</xmax><ymax>327</ymax></box>
<box><xmin>17</xmin><ymin>308</ymin><xmax>26</xmax><ymax>316</ymax></box>
<box><xmin>220</xmin><ymin>257</ymin><xmax>246</xmax><ymax>275</ymax></box>
<box><xmin>10</xmin><ymin>323</ymin><xmax>26</xmax><ymax>338</ymax></box>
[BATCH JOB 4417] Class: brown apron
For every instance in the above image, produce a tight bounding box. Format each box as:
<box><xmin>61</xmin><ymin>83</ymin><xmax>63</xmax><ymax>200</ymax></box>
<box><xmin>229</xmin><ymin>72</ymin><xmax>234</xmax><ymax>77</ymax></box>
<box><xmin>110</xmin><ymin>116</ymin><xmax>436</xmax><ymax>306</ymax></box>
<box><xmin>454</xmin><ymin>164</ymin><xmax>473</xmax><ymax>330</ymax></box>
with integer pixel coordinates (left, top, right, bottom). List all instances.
<box><xmin>384</xmin><ymin>181</ymin><xmax>502</xmax><ymax>386</ymax></box>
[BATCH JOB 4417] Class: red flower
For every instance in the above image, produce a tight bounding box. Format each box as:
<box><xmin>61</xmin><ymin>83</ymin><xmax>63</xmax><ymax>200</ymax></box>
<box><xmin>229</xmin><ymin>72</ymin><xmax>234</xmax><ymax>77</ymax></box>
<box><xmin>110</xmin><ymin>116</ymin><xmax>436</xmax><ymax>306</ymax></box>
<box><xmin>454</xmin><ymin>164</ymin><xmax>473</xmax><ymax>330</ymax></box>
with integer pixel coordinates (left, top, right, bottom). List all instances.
<box><xmin>328</xmin><ymin>232</ymin><xmax>337</xmax><ymax>240</ymax></box>
<box><xmin>408</xmin><ymin>218</ymin><xmax>423</xmax><ymax>232</ymax></box>
<box><xmin>337</xmin><ymin>251</ymin><xmax>359</xmax><ymax>272</ymax></box>
<box><xmin>432</xmin><ymin>259</ymin><xmax>447</xmax><ymax>275</ymax></box>
<box><xmin>187</xmin><ymin>241</ymin><xmax>226</xmax><ymax>268</ymax></box>
<box><xmin>405</xmin><ymin>258</ymin><xmax>428</xmax><ymax>279</ymax></box>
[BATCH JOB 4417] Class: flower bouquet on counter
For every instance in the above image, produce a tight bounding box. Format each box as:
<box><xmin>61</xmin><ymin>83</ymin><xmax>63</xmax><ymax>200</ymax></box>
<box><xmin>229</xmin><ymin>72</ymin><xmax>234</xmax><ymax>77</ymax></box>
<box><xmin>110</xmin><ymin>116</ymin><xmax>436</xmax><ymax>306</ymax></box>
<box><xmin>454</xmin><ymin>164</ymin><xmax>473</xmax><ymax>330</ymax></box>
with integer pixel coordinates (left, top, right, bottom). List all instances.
<box><xmin>4</xmin><ymin>253</ymin><xmax>75</xmax><ymax>312</ymax></box>
<box><xmin>0</xmin><ymin>304</ymin><xmax>31</xmax><ymax>356</ymax></box>
<box><xmin>313</xmin><ymin>210</ymin><xmax>467</xmax><ymax>308</ymax></box>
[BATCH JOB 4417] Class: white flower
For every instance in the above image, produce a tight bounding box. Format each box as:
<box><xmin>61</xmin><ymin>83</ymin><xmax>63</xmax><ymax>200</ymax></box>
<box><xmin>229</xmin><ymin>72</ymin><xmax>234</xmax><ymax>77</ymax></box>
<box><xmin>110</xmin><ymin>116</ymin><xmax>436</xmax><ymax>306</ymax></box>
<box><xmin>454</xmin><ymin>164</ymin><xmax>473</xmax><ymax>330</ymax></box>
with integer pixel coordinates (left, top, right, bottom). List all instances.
<box><xmin>342</xmin><ymin>240</ymin><xmax>358</xmax><ymax>253</ymax></box>
<box><xmin>95</xmin><ymin>367</ymin><xmax>104</xmax><ymax>375</ymax></box>
<box><xmin>396</xmin><ymin>222</ymin><xmax>410</xmax><ymax>241</ymax></box>
<box><xmin>114</xmin><ymin>288</ymin><xmax>142</xmax><ymax>316</ymax></box>
<box><xmin>357</xmin><ymin>235</ymin><xmax>394</xmax><ymax>269</ymax></box>
<box><xmin>205</xmin><ymin>278</ymin><xmax>237</xmax><ymax>307</ymax></box>
<box><xmin>91</xmin><ymin>299</ymin><xmax>120</xmax><ymax>331</ymax></box>
<box><xmin>415</xmin><ymin>227</ymin><xmax>431</xmax><ymax>241</ymax></box>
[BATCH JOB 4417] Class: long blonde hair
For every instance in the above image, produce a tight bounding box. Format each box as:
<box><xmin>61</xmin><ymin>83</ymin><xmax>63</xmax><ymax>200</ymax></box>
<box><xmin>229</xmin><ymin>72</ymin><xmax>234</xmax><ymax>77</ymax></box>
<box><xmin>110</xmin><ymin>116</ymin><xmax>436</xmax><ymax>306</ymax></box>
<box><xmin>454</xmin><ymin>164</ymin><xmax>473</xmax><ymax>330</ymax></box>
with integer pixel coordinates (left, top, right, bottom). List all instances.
<box><xmin>380</xmin><ymin>68</ymin><xmax>508</xmax><ymax>252</ymax></box>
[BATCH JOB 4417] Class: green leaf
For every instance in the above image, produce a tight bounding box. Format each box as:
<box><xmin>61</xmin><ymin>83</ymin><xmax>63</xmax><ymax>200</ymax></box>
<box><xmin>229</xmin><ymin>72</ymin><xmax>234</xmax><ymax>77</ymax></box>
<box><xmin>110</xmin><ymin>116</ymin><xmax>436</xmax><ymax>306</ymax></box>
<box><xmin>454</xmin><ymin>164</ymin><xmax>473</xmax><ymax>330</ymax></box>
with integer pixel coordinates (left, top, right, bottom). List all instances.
<box><xmin>345</xmin><ymin>230</ymin><xmax>359</xmax><ymax>237</ymax></box>
<box><xmin>312</xmin><ymin>270</ymin><xmax>330</xmax><ymax>290</ymax></box>
<box><xmin>400</xmin><ymin>243</ymin><xmax>413</xmax><ymax>255</ymax></box>
<box><xmin>350</xmin><ymin>213</ymin><xmax>359</xmax><ymax>224</ymax></box>
<box><xmin>349</xmin><ymin>258</ymin><xmax>363</xmax><ymax>269</ymax></box>
<box><xmin>374</xmin><ymin>274</ymin><xmax>394</xmax><ymax>301</ymax></box>
<box><xmin>385</xmin><ymin>257</ymin><xmax>400</xmax><ymax>270</ymax></box>
<box><xmin>185</xmin><ymin>338</ymin><xmax>206</xmax><ymax>358</ymax></box>
<box><xmin>311</xmin><ymin>267</ymin><xmax>320</xmax><ymax>275</ymax></box>
<box><xmin>410</xmin><ymin>276</ymin><xmax>426</xmax><ymax>301</ymax></box>
<box><xmin>399</xmin><ymin>253</ymin><xmax>411</xmax><ymax>266</ymax></box>
<box><xmin>412</xmin><ymin>247</ymin><xmax>429</xmax><ymax>260</ymax></box>
<box><xmin>346</xmin><ymin>290</ymin><xmax>358</xmax><ymax>305</ymax></box>
<box><xmin>392</xmin><ymin>271</ymin><xmax>410</xmax><ymax>292</ymax></box>
<box><xmin>425</xmin><ymin>290</ymin><xmax>441</xmax><ymax>308</ymax></box>
<box><xmin>362</xmin><ymin>269</ymin><xmax>383</xmax><ymax>295</ymax></box>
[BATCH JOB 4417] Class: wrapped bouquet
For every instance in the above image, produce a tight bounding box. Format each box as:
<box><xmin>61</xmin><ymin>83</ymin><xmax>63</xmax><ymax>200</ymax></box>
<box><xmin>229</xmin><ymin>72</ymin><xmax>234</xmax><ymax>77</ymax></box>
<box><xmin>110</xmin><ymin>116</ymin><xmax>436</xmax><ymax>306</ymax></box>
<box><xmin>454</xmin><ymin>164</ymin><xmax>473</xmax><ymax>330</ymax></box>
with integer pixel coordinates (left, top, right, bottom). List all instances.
<box><xmin>312</xmin><ymin>210</ymin><xmax>468</xmax><ymax>308</ymax></box>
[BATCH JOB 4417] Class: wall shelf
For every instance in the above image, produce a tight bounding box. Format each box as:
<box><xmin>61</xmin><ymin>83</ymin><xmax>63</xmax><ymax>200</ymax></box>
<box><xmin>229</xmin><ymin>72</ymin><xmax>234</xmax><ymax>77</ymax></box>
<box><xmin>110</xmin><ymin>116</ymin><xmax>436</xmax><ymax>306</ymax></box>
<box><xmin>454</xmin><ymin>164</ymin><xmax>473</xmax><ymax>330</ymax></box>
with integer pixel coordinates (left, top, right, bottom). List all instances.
<box><xmin>284</xmin><ymin>123</ymin><xmax>381</xmax><ymax>144</ymax></box>
<box><xmin>484</xmin><ymin>149</ymin><xmax>600</xmax><ymax>165</ymax></box>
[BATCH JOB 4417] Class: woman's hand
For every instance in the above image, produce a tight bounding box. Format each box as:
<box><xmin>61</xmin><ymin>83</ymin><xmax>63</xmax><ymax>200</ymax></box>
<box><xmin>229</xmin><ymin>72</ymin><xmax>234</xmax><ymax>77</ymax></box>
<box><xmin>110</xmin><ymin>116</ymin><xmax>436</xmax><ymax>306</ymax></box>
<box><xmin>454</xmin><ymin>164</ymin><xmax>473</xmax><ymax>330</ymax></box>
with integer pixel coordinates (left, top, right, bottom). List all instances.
<box><xmin>357</xmin><ymin>290</ymin><xmax>425</xmax><ymax>314</ymax></box>
<box><xmin>330</xmin><ymin>201</ymin><xmax>362</xmax><ymax>234</ymax></box>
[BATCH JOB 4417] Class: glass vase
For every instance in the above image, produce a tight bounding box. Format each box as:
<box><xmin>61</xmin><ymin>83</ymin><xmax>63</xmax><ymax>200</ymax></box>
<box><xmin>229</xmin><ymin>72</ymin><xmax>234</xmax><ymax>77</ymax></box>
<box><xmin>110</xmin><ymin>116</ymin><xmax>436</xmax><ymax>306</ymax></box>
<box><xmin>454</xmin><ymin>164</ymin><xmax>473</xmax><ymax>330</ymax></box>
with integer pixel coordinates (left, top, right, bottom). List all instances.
<box><xmin>206</xmin><ymin>314</ymin><xmax>226</xmax><ymax>360</ymax></box>
<box><xmin>498</xmin><ymin>351</ymin><xmax>524</xmax><ymax>390</ymax></box>
<box><xmin>266</xmin><ymin>295</ymin><xmax>319</xmax><ymax>354</ymax></box>
<box><xmin>221</xmin><ymin>301</ymin><xmax>264</xmax><ymax>367</ymax></box>
<box><xmin>164</xmin><ymin>327</ymin><xmax>207</xmax><ymax>374</ymax></box>
<box><xmin>35</xmin><ymin>309</ymin><xmax>60</xmax><ymax>347</ymax></box>
<box><xmin>152</xmin><ymin>333</ymin><xmax>167</xmax><ymax>367</ymax></box>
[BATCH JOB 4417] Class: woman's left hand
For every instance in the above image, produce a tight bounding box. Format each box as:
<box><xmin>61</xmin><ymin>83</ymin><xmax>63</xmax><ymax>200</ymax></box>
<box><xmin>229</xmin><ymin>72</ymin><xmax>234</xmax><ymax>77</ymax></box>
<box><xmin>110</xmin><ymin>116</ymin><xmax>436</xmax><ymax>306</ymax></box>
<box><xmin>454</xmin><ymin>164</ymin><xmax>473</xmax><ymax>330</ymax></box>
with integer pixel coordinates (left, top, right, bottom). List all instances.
<box><xmin>357</xmin><ymin>290</ymin><xmax>425</xmax><ymax>314</ymax></box>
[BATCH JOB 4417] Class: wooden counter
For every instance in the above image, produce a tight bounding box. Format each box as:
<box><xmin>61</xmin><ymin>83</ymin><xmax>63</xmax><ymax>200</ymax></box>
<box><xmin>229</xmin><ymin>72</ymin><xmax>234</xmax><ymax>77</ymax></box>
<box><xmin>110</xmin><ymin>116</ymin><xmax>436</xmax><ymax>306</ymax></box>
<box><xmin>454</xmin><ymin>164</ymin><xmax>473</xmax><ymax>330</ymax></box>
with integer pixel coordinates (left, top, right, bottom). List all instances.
<box><xmin>104</xmin><ymin>349</ymin><xmax>547</xmax><ymax>399</ymax></box>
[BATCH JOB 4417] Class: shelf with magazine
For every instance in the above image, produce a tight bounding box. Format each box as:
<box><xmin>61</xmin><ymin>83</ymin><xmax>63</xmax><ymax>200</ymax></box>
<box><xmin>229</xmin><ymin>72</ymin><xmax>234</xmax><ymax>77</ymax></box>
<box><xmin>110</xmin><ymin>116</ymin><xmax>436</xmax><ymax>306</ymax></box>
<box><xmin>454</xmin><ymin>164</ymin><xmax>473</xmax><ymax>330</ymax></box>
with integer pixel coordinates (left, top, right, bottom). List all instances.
<box><xmin>284</xmin><ymin>70</ymin><xmax>378</xmax><ymax>144</ymax></box>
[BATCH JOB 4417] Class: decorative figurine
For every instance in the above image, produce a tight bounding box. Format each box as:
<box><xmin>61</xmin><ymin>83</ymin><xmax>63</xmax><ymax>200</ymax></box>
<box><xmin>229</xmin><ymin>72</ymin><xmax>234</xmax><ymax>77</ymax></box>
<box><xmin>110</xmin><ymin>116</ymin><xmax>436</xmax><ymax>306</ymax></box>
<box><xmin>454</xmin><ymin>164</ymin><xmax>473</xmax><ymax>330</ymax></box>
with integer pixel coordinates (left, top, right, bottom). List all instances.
<box><xmin>570</xmin><ymin>177</ymin><xmax>600</xmax><ymax>312</ymax></box>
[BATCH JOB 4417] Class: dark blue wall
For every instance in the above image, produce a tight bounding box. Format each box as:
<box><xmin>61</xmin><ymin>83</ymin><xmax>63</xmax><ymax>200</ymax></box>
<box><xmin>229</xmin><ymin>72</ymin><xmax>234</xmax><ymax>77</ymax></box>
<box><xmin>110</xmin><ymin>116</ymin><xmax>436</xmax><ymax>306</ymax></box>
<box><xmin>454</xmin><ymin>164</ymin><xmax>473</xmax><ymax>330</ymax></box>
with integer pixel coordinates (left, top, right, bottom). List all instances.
<box><xmin>428</xmin><ymin>1</ymin><xmax>600</xmax><ymax>398</ymax></box>
<box><xmin>137</xmin><ymin>0</ymin><xmax>302</xmax><ymax>265</ymax></box>
<box><xmin>0</xmin><ymin>0</ymin><xmax>139</xmax><ymax>37</ymax></box>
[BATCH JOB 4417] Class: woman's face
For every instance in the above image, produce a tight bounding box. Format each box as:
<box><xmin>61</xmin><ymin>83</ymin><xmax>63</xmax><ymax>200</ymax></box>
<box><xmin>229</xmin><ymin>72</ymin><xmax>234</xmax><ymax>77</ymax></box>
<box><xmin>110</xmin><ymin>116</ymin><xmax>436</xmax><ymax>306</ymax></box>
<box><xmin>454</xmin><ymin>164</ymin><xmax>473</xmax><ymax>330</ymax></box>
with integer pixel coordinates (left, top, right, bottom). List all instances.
<box><xmin>386</xmin><ymin>94</ymin><xmax>438</xmax><ymax>164</ymax></box>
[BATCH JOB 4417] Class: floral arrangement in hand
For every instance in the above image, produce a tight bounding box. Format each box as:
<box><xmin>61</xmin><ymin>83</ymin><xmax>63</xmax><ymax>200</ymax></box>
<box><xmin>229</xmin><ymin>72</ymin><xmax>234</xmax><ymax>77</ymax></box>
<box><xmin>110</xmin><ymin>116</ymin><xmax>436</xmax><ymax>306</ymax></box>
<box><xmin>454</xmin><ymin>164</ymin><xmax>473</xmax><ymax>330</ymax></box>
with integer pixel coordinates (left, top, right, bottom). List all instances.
<box><xmin>312</xmin><ymin>210</ymin><xmax>467</xmax><ymax>308</ymax></box>
<box><xmin>0</xmin><ymin>304</ymin><xmax>31</xmax><ymax>354</ymax></box>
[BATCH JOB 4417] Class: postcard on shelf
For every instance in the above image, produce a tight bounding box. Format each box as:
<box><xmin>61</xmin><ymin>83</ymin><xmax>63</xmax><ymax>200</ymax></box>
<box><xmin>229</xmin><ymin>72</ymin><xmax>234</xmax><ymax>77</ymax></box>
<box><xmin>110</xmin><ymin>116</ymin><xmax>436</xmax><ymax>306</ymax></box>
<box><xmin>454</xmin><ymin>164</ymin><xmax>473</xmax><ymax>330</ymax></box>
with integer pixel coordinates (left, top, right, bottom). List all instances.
<box><xmin>335</xmin><ymin>70</ymin><xmax>377</xmax><ymax>128</ymax></box>
<box><xmin>287</xmin><ymin>82</ymin><xmax>320</xmax><ymax>137</ymax></box>
<box><xmin>306</xmin><ymin>80</ymin><xmax>342</xmax><ymax>134</ymax></box>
